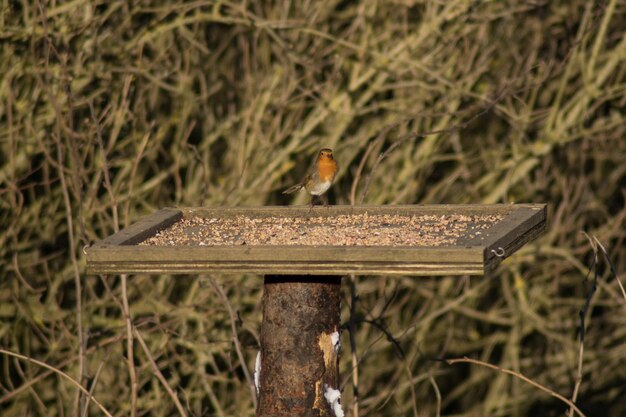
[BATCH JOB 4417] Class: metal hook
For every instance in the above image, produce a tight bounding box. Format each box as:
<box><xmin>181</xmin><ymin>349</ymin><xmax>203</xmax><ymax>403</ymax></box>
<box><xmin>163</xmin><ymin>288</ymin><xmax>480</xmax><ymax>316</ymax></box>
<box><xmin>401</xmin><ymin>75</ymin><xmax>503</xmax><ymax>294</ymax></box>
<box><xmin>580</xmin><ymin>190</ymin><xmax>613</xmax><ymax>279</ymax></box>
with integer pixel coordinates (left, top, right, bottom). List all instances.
<box><xmin>82</xmin><ymin>244</ymin><xmax>91</xmax><ymax>256</ymax></box>
<box><xmin>491</xmin><ymin>247</ymin><xmax>505</xmax><ymax>257</ymax></box>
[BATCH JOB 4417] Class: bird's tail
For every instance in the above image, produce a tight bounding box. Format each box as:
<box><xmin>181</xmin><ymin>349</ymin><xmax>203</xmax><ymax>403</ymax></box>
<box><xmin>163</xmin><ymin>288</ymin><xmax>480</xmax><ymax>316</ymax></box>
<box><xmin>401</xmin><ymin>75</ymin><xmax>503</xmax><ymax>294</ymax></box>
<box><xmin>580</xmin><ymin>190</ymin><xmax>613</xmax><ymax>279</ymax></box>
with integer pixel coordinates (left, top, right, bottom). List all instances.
<box><xmin>282</xmin><ymin>184</ymin><xmax>303</xmax><ymax>194</ymax></box>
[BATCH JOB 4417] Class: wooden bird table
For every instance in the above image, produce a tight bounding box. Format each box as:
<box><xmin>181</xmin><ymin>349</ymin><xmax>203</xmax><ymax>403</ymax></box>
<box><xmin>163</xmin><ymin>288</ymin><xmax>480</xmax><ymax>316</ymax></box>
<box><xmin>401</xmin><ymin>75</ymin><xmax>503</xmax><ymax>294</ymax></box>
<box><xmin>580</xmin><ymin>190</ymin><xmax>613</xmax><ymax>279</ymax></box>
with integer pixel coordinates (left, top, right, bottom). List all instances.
<box><xmin>86</xmin><ymin>204</ymin><xmax>546</xmax><ymax>416</ymax></box>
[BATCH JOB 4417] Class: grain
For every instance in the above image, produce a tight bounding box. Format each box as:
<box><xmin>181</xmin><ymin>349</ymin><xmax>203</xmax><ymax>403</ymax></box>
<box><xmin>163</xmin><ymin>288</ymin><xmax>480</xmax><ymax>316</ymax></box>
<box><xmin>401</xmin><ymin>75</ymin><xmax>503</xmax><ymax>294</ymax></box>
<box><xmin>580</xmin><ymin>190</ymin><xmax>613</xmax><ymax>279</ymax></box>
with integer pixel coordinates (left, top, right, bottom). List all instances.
<box><xmin>140</xmin><ymin>212</ymin><xmax>503</xmax><ymax>247</ymax></box>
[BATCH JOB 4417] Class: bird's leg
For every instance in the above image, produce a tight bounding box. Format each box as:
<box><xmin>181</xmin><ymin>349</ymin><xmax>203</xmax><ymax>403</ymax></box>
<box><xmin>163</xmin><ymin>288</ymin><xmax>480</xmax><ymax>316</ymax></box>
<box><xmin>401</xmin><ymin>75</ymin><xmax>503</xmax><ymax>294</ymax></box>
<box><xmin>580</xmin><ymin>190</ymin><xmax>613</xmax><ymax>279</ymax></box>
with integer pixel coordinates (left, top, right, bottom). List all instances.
<box><xmin>322</xmin><ymin>194</ymin><xmax>329</xmax><ymax>207</ymax></box>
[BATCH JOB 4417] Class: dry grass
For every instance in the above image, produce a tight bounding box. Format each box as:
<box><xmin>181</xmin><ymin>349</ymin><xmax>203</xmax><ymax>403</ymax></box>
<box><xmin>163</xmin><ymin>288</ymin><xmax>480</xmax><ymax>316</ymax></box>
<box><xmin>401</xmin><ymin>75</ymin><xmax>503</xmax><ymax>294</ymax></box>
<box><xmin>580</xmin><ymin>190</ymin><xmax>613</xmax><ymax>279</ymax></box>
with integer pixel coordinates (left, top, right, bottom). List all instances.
<box><xmin>1</xmin><ymin>1</ymin><xmax>626</xmax><ymax>416</ymax></box>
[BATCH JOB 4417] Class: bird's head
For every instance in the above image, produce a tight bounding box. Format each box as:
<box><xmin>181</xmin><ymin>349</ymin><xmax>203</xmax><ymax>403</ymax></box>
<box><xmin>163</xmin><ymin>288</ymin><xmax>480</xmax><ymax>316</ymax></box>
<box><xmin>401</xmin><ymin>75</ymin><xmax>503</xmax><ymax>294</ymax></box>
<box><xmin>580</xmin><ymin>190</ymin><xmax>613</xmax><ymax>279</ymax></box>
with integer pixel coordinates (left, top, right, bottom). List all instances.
<box><xmin>318</xmin><ymin>148</ymin><xmax>334</xmax><ymax>161</ymax></box>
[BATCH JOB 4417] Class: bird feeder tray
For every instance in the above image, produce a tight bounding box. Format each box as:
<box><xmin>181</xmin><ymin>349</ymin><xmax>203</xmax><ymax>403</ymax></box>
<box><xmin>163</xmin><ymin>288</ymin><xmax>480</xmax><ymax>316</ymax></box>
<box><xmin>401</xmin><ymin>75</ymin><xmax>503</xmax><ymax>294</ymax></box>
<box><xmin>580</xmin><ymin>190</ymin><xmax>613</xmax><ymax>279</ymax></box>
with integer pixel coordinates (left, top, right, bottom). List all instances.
<box><xmin>86</xmin><ymin>204</ymin><xmax>546</xmax><ymax>276</ymax></box>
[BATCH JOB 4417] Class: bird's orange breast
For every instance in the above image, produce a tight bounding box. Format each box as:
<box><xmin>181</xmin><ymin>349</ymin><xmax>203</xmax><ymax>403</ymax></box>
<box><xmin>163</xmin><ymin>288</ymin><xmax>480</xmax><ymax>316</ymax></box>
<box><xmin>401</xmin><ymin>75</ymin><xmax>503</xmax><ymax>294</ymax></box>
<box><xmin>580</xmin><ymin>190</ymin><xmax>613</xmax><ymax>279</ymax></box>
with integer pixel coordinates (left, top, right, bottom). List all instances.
<box><xmin>317</xmin><ymin>158</ymin><xmax>338</xmax><ymax>182</ymax></box>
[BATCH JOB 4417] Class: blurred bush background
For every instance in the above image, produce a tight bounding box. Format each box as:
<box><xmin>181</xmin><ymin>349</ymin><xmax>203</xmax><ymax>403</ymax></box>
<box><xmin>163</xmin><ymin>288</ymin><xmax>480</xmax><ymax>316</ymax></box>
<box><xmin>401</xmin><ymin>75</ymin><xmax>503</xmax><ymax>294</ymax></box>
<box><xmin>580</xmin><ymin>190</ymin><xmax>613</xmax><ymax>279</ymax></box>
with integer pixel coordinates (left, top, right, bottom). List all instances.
<box><xmin>1</xmin><ymin>1</ymin><xmax>625</xmax><ymax>416</ymax></box>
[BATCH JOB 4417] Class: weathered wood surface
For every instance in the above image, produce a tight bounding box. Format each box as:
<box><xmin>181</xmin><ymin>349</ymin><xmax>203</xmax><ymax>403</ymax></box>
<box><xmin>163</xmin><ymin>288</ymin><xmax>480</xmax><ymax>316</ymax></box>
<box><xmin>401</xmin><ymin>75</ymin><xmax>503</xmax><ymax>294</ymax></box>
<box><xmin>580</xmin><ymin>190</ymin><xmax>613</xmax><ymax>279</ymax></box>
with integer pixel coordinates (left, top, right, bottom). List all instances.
<box><xmin>85</xmin><ymin>204</ymin><xmax>546</xmax><ymax>276</ymax></box>
<box><xmin>257</xmin><ymin>276</ymin><xmax>341</xmax><ymax>416</ymax></box>
<box><xmin>100</xmin><ymin>207</ymin><xmax>182</xmax><ymax>246</ymax></box>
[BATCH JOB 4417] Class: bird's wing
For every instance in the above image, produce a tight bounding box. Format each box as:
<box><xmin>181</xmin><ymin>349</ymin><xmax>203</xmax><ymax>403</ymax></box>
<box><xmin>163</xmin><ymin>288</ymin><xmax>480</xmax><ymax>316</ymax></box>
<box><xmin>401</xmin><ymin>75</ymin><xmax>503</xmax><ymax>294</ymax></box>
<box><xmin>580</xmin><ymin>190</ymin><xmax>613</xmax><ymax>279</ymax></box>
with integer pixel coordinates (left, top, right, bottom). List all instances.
<box><xmin>282</xmin><ymin>173</ymin><xmax>312</xmax><ymax>194</ymax></box>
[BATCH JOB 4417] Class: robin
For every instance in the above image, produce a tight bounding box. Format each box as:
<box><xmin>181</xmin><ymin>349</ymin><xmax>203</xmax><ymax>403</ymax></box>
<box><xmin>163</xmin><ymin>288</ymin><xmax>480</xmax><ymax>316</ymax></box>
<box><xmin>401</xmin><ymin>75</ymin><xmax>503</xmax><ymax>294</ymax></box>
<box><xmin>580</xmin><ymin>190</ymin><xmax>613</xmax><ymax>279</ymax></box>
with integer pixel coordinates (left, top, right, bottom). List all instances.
<box><xmin>283</xmin><ymin>148</ymin><xmax>338</xmax><ymax>206</ymax></box>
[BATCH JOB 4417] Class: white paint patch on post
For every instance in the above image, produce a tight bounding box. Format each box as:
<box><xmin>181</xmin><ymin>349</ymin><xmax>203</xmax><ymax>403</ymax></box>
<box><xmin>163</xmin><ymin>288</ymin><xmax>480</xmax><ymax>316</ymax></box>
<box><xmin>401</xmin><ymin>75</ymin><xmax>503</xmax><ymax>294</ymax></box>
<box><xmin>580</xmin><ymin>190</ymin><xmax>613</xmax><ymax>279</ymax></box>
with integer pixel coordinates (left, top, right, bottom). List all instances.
<box><xmin>324</xmin><ymin>384</ymin><xmax>344</xmax><ymax>417</ymax></box>
<box><xmin>254</xmin><ymin>351</ymin><xmax>261</xmax><ymax>395</ymax></box>
<box><xmin>330</xmin><ymin>330</ymin><xmax>341</xmax><ymax>353</ymax></box>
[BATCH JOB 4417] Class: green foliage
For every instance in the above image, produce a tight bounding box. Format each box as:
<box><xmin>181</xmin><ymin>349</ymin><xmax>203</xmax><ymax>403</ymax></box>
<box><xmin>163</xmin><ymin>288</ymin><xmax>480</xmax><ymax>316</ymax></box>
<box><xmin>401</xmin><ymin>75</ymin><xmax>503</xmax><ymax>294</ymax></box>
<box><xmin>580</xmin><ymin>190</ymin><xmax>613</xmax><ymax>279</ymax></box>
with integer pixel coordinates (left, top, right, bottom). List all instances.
<box><xmin>1</xmin><ymin>1</ymin><xmax>625</xmax><ymax>416</ymax></box>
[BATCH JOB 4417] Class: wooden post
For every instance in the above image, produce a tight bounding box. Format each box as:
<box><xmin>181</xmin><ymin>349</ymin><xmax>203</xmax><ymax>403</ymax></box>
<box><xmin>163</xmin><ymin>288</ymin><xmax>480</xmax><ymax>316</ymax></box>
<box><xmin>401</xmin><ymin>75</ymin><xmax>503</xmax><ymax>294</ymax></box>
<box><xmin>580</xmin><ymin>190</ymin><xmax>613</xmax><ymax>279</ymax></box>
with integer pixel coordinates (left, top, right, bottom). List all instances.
<box><xmin>257</xmin><ymin>275</ymin><xmax>342</xmax><ymax>417</ymax></box>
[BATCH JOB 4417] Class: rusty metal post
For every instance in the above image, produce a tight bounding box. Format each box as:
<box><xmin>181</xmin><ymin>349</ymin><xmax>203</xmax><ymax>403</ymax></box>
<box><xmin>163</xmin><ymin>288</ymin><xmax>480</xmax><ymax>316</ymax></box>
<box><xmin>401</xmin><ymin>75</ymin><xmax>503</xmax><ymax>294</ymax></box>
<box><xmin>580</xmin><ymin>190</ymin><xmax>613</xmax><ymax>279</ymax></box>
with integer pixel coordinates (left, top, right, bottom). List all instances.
<box><xmin>257</xmin><ymin>275</ymin><xmax>342</xmax><ymax>417</ymax></box>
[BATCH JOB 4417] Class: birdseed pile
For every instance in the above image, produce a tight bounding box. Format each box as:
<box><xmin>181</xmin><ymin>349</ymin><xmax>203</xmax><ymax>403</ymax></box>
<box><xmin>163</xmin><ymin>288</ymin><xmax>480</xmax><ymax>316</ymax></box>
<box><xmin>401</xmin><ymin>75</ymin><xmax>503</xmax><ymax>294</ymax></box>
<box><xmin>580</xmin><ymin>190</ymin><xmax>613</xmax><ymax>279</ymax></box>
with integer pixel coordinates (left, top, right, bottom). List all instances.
<box><xmin>139</xmin><ymin>212</ymin><xmax>504</xmax><ymax>247</ymax></box>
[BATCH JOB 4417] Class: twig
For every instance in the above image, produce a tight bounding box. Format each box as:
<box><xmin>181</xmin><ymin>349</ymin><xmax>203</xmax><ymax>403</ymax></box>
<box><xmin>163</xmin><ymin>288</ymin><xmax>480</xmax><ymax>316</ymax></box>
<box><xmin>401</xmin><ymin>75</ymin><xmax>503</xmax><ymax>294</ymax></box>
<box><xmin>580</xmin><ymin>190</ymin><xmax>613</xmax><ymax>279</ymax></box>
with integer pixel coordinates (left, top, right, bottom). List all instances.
<box><xmin>121</xmin><ymin>274</ymin><xmax>138</xmax><ymax>417</ymax></box>
<box><xmin>579</xmin><ymin>232</ymin><xmax>599</xmax><ymax>344</ymax></box>
<box><xmin>12</xmin><ymin>252</ymin><xmax>45</xmax><ymax>293</ymax></box>
<box><xmin>349</xmin><ymin>140</ymin><xmax>373</xmax><ymax>205</ymax></box>
<box><xmin>593</xmin><ymin>237</ymin><xmax>625</xmax><ymax>302</ymax></box>
<box><xmin>569</xmin><ymin>342</ymin><xmax>585</xmax><ymax>417</ymax></box>
<box><xmin>0</xmin><ymin>349</ymin><xmax>114</xmax><ymax>417</ymax></box>
<box><xmin>350</xmin><ymin>124</ymin><xmax>396</xmax><ymax>205</ymax></box>
<box><xmin>446</xmin><ymin>357</ymin><xmax>586</xmax><ymax>417</ymax></box>
<box><xmin>133</xmin><ymin>328</ymin><xmax>189</xmax><ymax>417</ymax></box>
<box><xmin>90</xmin><ymin>101</ymin><xmax>119</xmax><ymax>234</ymax></box>
<box><xmin>11</xmin><ymin>356</ymin><xmax>47</xmax><ymax>412</ymax></box>
<box><xmin>428</xmin><ymin>375</ymin><xmax>442</xmax><ymax>417</ymax></box>
<box><xmin>569</xmin><ymin>232</ymin><xmax>598</xmax><ymax>416</ymax></box>
<box><xmin>81</xmin><ymin>357</ymin><xmax>108</xmax><ymax>417</ymax></box>
<box><xmin>124</xmin><ymin>127</ymin><xmax>152</xmax><ymax>228</ymax></box>
<box><xmin>208</xmin><ymin>277</ymin><xmax>258</xmax><ymax>408</ymax></box>
<box><xmin>402</xmin><ymin>359</ymin><xmax>419</xmax><ymax>417</ymax></box>
<box><xmin>362</xmin><ymin>319</ymin><xmax>405</xmax><ymax>359</ymax></box>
